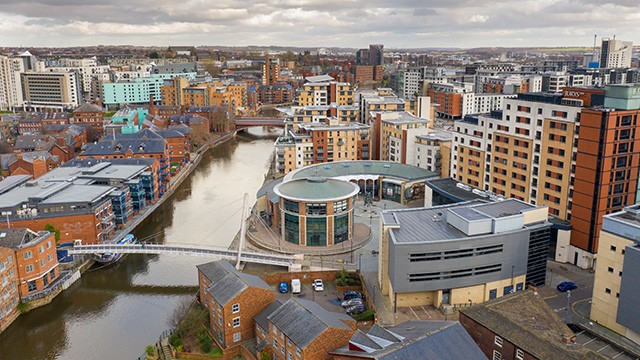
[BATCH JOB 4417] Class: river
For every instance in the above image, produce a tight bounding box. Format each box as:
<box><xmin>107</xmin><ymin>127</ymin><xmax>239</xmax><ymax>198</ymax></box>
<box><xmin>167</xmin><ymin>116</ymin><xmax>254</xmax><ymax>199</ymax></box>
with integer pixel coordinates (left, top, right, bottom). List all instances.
<box><xmin>0</xmin><ymin>127</ymin><xmax>279</xmax><ymax>360</ymax></box>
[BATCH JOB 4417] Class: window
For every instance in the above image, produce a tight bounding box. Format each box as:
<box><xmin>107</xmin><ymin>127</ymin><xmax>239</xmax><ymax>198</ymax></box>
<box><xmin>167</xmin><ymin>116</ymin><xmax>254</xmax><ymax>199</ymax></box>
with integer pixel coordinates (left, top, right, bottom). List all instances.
<box><xmin>232</xmin><ymin>303</ymin><xmax>240</xmax><ymax>313</ymax></box>
<box><xmin>610</xmin><ymin>245</ymin><xmax>617</xmax><ymax>252</ymax></box>
<box><xmin>605</xmin><ymin>288</ymin><xmax>611</xmax><ymax>294</ymax></box>
<box><xmin>296</xmin><ymin>347</ymin><xmax>301</xmax><ymax>355</ymax></box>
<box><xmin>233</xmin><ymin>317</ymin><xmax>240</xmax><ymax>328</ymax></box>
<box><xmin>27</xmin><ymin>280</ymin><xmax>36</xmax><ymax>292</ymax></box>
<box><xmin>516</xmin><ymin>349</ymin><xmax>524</xmax><ymax>360</ymax></box>
<box><xmin>273</xmin><ymin>339</ymin><xmax>278</xmax><ymax>349</ymax></box>
<box><xmin>608</xmin><ymin>267</ymin><xmax>614</xmax><ymax>273</ymax></box>
<box><xmin>494</xmin><ymin>336</ymin><xmax>503</xmax><ymax>347</ymax></box>
<box><xmin>233</xmin><ymin>332</ymin><xmax>241</xmax><ymax>342</ymax></box>
<box><xmin>218</xmin><ymin>315</ymin><xmax>222</xmax><ymax>326</ymax></box>
<box><xmin>25</xmin><ymin>265</ymin><xmax>34</xmax><ymax>273</ymax></box>
<box><xmin>493</xmin><ymin>350</ymin><xmax>502</xmax><ymax>360</ymax></box>
<box><xmin>23</xmin><ymin>251</ymin><xmax>33</xmax><ymax>260</ymax></box>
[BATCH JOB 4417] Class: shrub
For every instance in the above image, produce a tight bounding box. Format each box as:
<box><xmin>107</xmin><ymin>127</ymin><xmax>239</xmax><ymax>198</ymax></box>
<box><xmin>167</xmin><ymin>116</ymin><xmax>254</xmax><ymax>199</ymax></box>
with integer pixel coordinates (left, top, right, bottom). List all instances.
<box><xmin>45</xmin><ymin>224</ymin><xmax>61</xmax><ymax>242</ymax></box>
<box><xmin>198</xmin><ymin>332</ymin><xmax>213</xmax><ymax>353</ymax></box>
<box><xmin>169</xmin><ymin>333</ymin><xmax>182</xmax><ymax>348</ymax></box>
<box><xmin>352</xmin><ymin>309</ymin><xmax>375</xmax><ymax>322</ymax></box>
<box><xmin>336</xmin><ymin>268</ymin><xmax>361</xmax><ymax>287</ymax></box>
<box><xmin>145</xmin><ymin>344</ymin><xmax>155</xmax><ymax>356</ymax></box>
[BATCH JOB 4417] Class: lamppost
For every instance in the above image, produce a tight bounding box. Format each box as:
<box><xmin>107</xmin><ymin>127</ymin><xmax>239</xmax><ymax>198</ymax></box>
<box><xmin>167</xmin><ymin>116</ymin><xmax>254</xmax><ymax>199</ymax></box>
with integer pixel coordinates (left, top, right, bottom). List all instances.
<box><xmin>358</xmin><ymin>253</ymin><xmax>363</xmax><ymax>273</ymax></box>
<box><xmin>1</xmin><ymin>211</ymin><xmax>12</xmax><ymax>228</ymax></box>
<box><xmin>566</xmin><ymin>290</ymin><xmax>572</xmax><ymax>323</ymax></box>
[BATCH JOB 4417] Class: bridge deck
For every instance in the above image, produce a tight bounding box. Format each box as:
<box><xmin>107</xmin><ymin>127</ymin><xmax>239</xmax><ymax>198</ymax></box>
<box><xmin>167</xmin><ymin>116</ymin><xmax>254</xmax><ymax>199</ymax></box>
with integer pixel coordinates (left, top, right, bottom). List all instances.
<box><xmin>67</xmin><ymin>243</ymin><xmax>295</xmax><ymax>267</ymax></box>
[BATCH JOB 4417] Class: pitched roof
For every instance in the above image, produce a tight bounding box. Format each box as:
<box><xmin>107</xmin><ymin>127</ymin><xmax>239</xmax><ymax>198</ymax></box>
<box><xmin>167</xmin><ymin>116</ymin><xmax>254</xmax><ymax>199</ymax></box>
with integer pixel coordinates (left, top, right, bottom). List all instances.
<box><xmin>14</xmin><ymin>135</ymin><xmax>56</xmax><ymax>151</ymax></box>
<box><xmin>459</xmin><ymin>291</ymin><xmax>603</xmax><ymax>360</ymax></box>
<box><xmin>74</xmin><ymin>103</ymin><xmax>103</xmax><ymax>113</ymax></box>
<box><xmin>331</xmin><ymin>321</ymin><xmax>486</xmax><ymax>360</ymax></box>
<box><xmin>0</xmin><ymin>228</ymin><xmax>50</xmax><ymax>249</ymax></box>
<box><xmin>268</xmin><ymin>298</ymin><xmax>354</xmax><ymax>349</ymax></box>
<box><xmin>80</xmin><ymin>138</ymin><xmax>166</xmax><ymax>156</ymax></box>
<box><xmin>254</xmin><ymin>300</ymin><xmax>283</xmax><ymax>331</ymax></box>
<box><xmin>197</xmin><ymin>260</ymin><xmax>272</xmax><ymax>306</ymax></box>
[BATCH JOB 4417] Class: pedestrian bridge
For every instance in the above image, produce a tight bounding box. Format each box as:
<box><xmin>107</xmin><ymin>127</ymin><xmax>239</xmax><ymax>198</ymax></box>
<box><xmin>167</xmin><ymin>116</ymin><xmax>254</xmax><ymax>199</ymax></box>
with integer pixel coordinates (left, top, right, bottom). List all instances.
<box><xmin>67</xmin><ymin>243</ymin><xmax>298</xmax><ymax>267</ymax></box>
<box><xmin>235</xmin><ymin>117</ymin><xmax>286</xmax><ymax>129</ymax></box>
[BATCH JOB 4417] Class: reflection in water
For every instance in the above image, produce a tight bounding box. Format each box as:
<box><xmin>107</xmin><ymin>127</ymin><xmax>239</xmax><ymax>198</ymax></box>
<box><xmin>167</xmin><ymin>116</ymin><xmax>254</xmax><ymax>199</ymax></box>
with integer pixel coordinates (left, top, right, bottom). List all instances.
<box><xmin>0</xmin><ymin>128</ymin><xmax>279</xmax><ymax>360</ymax></box>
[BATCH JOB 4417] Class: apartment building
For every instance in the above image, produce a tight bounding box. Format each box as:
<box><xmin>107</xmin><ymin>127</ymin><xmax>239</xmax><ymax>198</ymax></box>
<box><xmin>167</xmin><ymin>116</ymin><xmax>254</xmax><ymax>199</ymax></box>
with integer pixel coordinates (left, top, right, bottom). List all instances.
<box><xmin>427</xmin><ymin>82</ymin><xmax>474</xmax><ymax>119</ymax></box>
<box><xmin>600</xmin><ymin>38</ymin><xmax>633</xmax><ymax>69</ymax></box>
<box><xmin>46</xmin><ymin>58</ymin><xmax>110</xmax><ymax>99</ymax></box>
<box><xmin>181</xmin><ymin>81</ymin><xmax>247</xmax><ymax>115</ymax></box>
<box><xmin>373</xmin><ymin>111</ymin><xmax>431</xmax><ymax>162</ymax></box>
<box><xmin>411</xmin><ymin>131</ymin><xmax>452</xmax><ymax>178</ymax></box>
<box><xmin>274</xmin><ymin>121</ymin><xmax>370</xmax><ymax>176</ymax></box>
<box><xmin>262</xmin><ymin>54</ymin><xmax>280</xmax><ymax>86</ymax></box>
<box><xmin>0</xmin><ymin>55</ymin><xmax>27</xmax><ymax>110</ymax></box>
<box><xmin>451</xmin><ymin>94</ymin><xmax>582</xmax><ymax>221</ymax></box>
<box><xmin>21</xmin><ymin>71</ymin><xmax>83</xmax><ymax>111</ymax></box>
<box><xmin>0</xmin><ymin>229</ymin><xmax>59</xmax><ymax>300</ymax></box>
<box><xmin>379</xmin><ymin>199</ymin><xmax>550</xmax><ymax>308</ymax></box>
<box><xmin>296</xmin><ymin>79</ymin><xmax>353</xmax><ymax>106</ymax></box>
<box><xmin>0</xmin><ymin>244</ymin><xmax>19</xmax><ymax>333</ymax></box>
<box><xmin>160</xmin><ymin>77</ymin><xmax>190</xmax><ymax>106</ymax></box>
<box><xmin>571</xmin><ymin>84</ymin><xmax>640</xmax><ymax>266</ymax></box>
<box><xmin>358</xmin><ymin>89</ymin><xmax>405</xmax><ymax>125</ymax></box>
<box><xmin>541</xmin><ymin>72</ymin><xmax>593</xmax><ymax>93</ymax></box>
<box><xmin>481</xmin><ymin>74</ymin><xmax>542</xmax><ymax>94</ymax></box>
<box><xmin>260</xmin><ymin>298</ymin><xmax>356</xmax><ymax>360</ymax></box>
<box><xmin>590</xmin><ymin>205</ymin><xmax>640</xmax><ymax>346</ymax></box>
<box><xmin>102</xmin><ymin>76</ymin><xmax>163</xmax><ymax>107</ymax></box>
<box><xmin>197</xmin><ymin>260</ymin><xmax>275</xmax><ymax>351</ymax></box>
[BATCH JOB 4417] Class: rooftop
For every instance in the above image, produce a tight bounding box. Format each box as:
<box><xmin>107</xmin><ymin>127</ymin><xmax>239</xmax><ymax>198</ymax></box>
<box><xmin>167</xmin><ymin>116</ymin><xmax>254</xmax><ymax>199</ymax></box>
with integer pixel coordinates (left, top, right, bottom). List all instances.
<box><xmin>39</xmin><ymin>184</ymin><xmax>113</xmax><ymax>205</ymax></box>
<box><xmin>416</xmin><ymin>131</ymin><xmax>453</xmax><ymax>142</ymax></box>
<box><xmin>382</xmin><ymin>199</ymin><xmax>543</xmax><ymax>243</ymax></box>
<box><xmin>197</xmin><ymin>260</ymin><xmax>272</xmax><ymax>306</ymax></box>
<box><xmin>426</xmin><ymin>178</ymin><xmax>491</xmax><ymax>203</ymax></box>
<box><xmin>274</xmin><ymin>177</ymin><xmax>360</xmax><ymax>202</ymax></box>
<box><xmin>0</xmin><ymin>228</ymin><xmax>51</xmax><ymax>250</ymax></box>
<box><xmin>330</xmin><ymin>321</ymin><xmax>486</xmax><ymax>360</ymax></box>
<box><xmin>285</xmin><ymin>161</ymin><xmax>437</xmax><ymax>183</ymax></box>
<box><xmin>378</xmin><ymin>111</ymin><xmax>430</xmax><ymax>125</ymax></box>
<box><xmin>268</xmin><ymin>298</ymin><xmax>353</xmax><ymax>349</ymax></box>
<box><xmin>459</xmin><ymin>291</ymin><xmax>603</xmax><ymax>360</ymax></box>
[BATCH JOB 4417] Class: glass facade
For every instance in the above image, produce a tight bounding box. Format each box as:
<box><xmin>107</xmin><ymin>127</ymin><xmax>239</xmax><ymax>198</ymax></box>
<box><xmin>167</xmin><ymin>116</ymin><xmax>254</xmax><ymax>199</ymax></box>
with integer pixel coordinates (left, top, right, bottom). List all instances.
<box><xmin>306</xmin><ymin>217</ymin><xmax>326</xmax><ymax>246</ymax></box>
<box><xmin>284</xmin><ymin>213</ymin><xmax>299</xmax><ymax>244</ymax></box>
<box><xmin>334</xmin><ymin>214</ymin><xmax>349</xmax><ymax>244</ymax></box>
<box><xmin>306</xmin><ymin>203</ymin><xmax>326</xmax><ymax>215</ymax></box>
<box><xmin>284</xmin><ymin>200</ymin><xmax>299</xmax><ymax>214</ymax></box>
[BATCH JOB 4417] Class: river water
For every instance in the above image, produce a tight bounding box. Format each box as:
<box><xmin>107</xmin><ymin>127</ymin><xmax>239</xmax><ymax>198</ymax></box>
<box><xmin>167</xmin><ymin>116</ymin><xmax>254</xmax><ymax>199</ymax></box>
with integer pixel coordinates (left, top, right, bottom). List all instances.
<box><xmin>0</xmin><ymin>128</ymin><xmax>278</xmax><ymax>360</ymax></box>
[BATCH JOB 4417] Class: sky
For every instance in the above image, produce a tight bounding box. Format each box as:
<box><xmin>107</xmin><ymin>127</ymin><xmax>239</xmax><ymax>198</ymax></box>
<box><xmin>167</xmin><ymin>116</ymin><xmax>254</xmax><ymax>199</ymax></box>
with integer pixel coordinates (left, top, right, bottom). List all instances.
<box><xmin>0</xmin><ymin>0</ymin><xmax>639</xmax><ymax>48</ymax></box>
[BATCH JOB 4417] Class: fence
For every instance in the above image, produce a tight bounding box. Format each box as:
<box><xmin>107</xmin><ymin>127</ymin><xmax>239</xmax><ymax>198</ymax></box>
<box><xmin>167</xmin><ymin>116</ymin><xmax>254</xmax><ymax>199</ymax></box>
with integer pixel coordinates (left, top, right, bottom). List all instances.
<box><xmin>21</xmin><ymin>270</ymin><xmax>80</xmax><ymax>302</ymax></box>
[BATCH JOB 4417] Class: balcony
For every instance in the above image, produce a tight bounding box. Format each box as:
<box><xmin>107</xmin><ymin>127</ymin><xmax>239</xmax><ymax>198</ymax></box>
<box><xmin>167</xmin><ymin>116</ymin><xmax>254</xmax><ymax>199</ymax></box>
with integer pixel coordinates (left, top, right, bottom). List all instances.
<box><xmin>100</xmin><ymin>213</ymin><xmax>115</xmax><ymax>224</ymax></box>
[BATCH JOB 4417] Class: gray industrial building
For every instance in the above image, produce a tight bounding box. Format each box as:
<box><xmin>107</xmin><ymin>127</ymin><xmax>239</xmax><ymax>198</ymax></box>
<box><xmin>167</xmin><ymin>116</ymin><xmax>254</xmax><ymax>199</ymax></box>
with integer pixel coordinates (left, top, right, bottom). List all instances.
<box><xmin>379</xmin><ymin>199</ymin><xmax>551</xmax><ymax>308</ymax></box>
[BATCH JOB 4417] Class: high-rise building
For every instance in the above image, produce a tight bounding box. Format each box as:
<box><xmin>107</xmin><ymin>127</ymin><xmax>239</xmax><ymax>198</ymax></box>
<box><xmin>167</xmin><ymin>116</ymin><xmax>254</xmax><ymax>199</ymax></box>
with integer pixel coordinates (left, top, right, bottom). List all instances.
<box><xmin>356</xmin><ymin>48</ymin><xmax>370</xmax><ymax>65</ymax></box>
<box><xmin>261</xmin><ymin>54</ymin><xmax>280</xmax><ymax>86</ymax></box>
<box><xmin>368</xmin><ymin>44</ymin><xmax>384</xmax><ymax>66</ymax></box>
<box><xmin>600</xmin><ymin>38</ymin><xmax>633</xmax><ymax>68</ymax></box>
<box><xmin>0</xmin><ymin>55</ymin><xmax>26</xmax><ymax>110</ymax></box>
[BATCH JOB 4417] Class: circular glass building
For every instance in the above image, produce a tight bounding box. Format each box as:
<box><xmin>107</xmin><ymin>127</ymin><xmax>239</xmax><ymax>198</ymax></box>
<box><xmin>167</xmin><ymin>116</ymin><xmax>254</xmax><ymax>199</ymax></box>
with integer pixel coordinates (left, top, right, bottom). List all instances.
<box><xmin>273</xmin><ymin>177</ymin><xmax>360</xmax><ymax>247</ymax></box>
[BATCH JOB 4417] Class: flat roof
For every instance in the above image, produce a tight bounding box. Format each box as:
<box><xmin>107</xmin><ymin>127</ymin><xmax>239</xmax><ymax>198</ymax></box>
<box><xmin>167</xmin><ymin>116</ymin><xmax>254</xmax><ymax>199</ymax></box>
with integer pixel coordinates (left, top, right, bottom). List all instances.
<box><xmin>383</xmin><ymin>199</ymin><xmax>539</xmax><ymax>243</ymax></box>
<box><xmin>285</xmin><ymin>161</ymin><xmax>437</xmax><ymax>183</ymax></box>
<box><xmin>274</xmin><ymin>177</ymin><xmax>359</xmax><ymax>202</ymax></box>
<box><xmin>39</xmin><ymin>184</ymin><xmax>113</xmax><ymax>205</ymax></box>
<box><xmin>426</xmin><ymin>178</ymin><xmax>491</xmax><ymax>202</ymax></box>
<box><xmin>0</xmin><ymin>175</ymin><xmax>31</xmax><ymax>195</ymax></box>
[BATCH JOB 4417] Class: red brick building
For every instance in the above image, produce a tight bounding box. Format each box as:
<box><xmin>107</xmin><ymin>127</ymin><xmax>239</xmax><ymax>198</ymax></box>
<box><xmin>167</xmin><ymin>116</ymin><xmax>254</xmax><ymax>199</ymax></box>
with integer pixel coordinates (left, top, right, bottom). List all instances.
<box><xmin>459</xmin><ymin>291</ymin><xmax>601</xmax><ymax>360</ymax></box>
<box><xmin>0</xmin><ymin>246</ymin><xmax>19</xmax><ymax>333</ymax></box>
<box><xmin>73</xmin><ymin>103</ymin><xmax>105</xmax><ymax>136</ymax></box>
<box><xmin>197</xmin><ymin>260</ymin><xmax>275</xmax><ymax>351</ymax></box>
<box><xmin>0</xmin><ymin>229</ymin><xmax>59</xmax><ymax>299</ymax></box>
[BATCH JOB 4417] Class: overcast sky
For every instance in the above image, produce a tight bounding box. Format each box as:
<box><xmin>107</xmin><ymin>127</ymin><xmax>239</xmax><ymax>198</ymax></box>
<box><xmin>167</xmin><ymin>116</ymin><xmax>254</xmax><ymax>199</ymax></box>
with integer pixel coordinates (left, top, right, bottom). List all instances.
<box><xmin>0</xmin><ymin>0</ymin><xmax>638</xmax><ymax>48</ymax></box>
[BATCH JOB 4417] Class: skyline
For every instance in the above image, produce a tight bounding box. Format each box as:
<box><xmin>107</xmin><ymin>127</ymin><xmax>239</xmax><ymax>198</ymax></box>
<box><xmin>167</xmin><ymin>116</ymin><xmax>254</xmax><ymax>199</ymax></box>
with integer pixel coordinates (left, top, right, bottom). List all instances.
<box><xmin>0</xmin><ymin>0</ymin><xmax>639</xmax><ymax>48</ymax></box>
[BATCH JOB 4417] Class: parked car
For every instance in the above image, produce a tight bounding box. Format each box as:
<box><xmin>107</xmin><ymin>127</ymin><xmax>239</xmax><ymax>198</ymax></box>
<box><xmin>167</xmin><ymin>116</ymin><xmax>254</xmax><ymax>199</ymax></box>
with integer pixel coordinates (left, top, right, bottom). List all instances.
<box><xmin>341</xmin><ymin>298</ymin><xmax>364</xmax><ymax>308</ymax></box>
<box><xmin>343</xmin><ymin>291</ymin><xmax>364</xmax><ymax>301</ymax></box>
<box><xmin>557</xmin><ymin>281</ymin><xmax>577</xmax><ymax>292</ymax></box>
<box><xmin>279</xmin><ymin>282</ymin><xmax>289</xmax><ymax>293</ymax></box>
<box><xmin>291</xmin><ymin>279</ymin><xmax>301</xmax><ymax>294</ymax></box>
<box><xmin>313</xmin><ymin>279</ymin><xmax>324</xmax><ymax>292</ymax></box>
<box><xmin>346</xmin><ymin>304</ymin><xmax>366</xmax><ymax>315</ymax></box>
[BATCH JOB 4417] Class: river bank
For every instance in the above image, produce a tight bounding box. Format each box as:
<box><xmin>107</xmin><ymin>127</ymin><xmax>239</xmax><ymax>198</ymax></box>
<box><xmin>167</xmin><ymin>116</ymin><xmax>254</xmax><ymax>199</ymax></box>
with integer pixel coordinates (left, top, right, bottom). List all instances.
<box><xmin>0</xmin><ymin>127</ymin><xmax>280</xmax><ymax>360</ymax></box>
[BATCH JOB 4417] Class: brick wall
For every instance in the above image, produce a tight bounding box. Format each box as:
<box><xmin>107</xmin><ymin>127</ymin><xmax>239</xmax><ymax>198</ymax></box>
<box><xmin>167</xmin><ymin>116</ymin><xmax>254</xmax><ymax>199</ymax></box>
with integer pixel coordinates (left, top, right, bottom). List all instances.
<box><xmin>301</xmin><ymin>326</ymin><xmax>356</xmax><ymax>360</ymax></box>
<box><xmin>15</xmin><ymin>232</ymin><xmax>59</xmax><ymax>297</ymax></box>
<box><xmin>264</xmin><ymin>270</ymin><xmax>339</xmax><ymax>286</ymax></box>
<box><xmin>1</xmin><ymin>213</ymin><xmax>103</xmax><ymax>245</ymax></box>
<box><xmin>459</xmin><ymin>312</ymin><xmax>525</xmax><ymax>360</ymax></box>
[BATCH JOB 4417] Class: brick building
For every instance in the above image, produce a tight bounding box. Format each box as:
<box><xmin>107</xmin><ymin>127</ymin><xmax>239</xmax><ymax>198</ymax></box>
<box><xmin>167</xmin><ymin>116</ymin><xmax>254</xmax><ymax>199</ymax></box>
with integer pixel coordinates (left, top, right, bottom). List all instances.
<box><xmin>3</xmin><ymin>151</ymin><xmax>62</xmax><ymax>178</ymax></box>
<box><xmin>72</xmin><ymin>103</ymin><xmax>105</xmax><ymax>136</ymax></box>
<box><xmin>257</xmin><ymin>298</ymin><xmax>356</xmax><ymax>360</ymax></box>
<box><xmin>459</xmin><ymin>291</ymin><xmax>602</xmax><ymax>360</ymax></box>
<box><xmin>197</xmin><ymin>260</ymin><xmax>275</xmax><ymax>351</ymax></box>
<box><xmin>0</xmin><ymin>246</ymin><xmax>19</xmax><ymax>333</ymax></box>
<box><xmin>0</xmin><ymin>229</ymin><xmax>59</xmax><ymax>299</ymax></box>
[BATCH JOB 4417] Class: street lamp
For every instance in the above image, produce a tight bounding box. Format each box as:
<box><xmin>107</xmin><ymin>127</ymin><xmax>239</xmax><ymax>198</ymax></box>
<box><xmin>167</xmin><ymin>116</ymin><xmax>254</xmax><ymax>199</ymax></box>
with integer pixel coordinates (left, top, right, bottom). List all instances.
<box><xmin>358</xmin><ymin>253</ymin><xmax>363</xmax><ymax>273</ymax></box>
<box><xmin>1</xmin><ymin>211</ymin><xmax>12</xmax><ymax>228</ymax></box>
<box><xmin>566</xmin><ymin>290</ymin><xmax>572</xmax><ymax>323</ymax></box>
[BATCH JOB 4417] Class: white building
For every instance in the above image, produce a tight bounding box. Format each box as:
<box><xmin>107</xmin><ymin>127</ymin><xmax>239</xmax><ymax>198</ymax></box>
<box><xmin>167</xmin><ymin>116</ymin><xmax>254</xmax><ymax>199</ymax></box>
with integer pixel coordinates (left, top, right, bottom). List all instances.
<box><xmin>600</xmin><ymin>38</ymin><xmax>633</xmax><ymax>68</ymax></box>
<box><xmin>21</xmin><ymin>71</ymin><xmax>83</xmax><ymax>111</ymax></box>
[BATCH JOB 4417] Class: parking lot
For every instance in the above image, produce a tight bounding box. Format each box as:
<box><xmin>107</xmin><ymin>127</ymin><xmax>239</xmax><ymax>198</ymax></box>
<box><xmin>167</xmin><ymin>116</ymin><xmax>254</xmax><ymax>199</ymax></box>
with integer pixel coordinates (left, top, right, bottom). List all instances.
<box><xmin>272</xmin><ymin>280</ymin><xmax>362</xmax><ymax>317</ymax></box>
<box><xmin>574</xmin><ymin>330</ymin><xmax>637</xmax><ymax>360</ymax></box>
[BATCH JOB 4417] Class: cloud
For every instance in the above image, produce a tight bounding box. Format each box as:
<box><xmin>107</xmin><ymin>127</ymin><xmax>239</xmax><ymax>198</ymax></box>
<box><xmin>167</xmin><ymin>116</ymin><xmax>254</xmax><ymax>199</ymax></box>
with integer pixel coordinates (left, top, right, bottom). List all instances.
<box><xmin>0</xmin><ymin>0</ymin><xmax>638</xmax><ymax>47</ymax></box>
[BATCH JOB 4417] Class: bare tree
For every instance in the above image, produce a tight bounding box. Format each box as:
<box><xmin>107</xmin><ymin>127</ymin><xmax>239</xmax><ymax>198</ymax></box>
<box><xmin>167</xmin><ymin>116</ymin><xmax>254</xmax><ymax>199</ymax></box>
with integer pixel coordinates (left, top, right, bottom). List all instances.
<box><xmin>168</xmin><ymin>296</ymin><xmax>193</xmax><ymax>329</ymax></box>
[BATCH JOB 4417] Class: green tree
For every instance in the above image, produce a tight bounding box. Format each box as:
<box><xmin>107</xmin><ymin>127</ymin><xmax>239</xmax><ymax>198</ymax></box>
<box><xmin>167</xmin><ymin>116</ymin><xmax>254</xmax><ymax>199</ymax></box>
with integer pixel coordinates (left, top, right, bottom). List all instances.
<box><xmin>145</xmin><ymin>344</ymin><xmax>156</xmax><ymax>356</ymax></box>
<box><xmin>149</xmin><ymin>51</ymin><xmax>160</xmax><ymax>59</ymax></box>
<box><xmin>45</xmin><ymin>224</ymin><xmax>60</xmax><ymax>242</ymax></box>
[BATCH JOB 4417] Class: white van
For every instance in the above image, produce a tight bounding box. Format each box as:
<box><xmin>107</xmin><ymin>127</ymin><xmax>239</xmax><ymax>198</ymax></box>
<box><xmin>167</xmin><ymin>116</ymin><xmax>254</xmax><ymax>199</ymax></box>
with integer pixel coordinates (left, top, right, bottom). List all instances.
<box><xmin>291</xmin><ymin>279</ymin><xmax>301</xmax><ymax>294</ymax></box>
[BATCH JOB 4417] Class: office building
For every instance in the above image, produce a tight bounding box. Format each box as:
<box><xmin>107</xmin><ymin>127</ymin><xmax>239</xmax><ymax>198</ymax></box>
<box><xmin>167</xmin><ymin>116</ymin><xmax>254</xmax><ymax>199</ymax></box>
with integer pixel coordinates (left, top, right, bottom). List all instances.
<box><xmin>600</xmin><ymin>38</ymin><xmax>633</xmax><ymax>68</ymax></box>
<box><xmin>0</xmin><ymin>55</ymin><xmax>26</xmax><ymax>111</ymax></box>
<box><xmin>379</xmin><ymin>199</ymin><xmax>550</xmax><ymax>308</ymax></box>
<box><xmin>21</xmin><ymin>71</ymin><xmax>83</xmax><ymax>111</ymax></box>
<box><xmin>590</xmin><ymin>205</ymin><xmax>640</xmax><ymax>345</ymax></box>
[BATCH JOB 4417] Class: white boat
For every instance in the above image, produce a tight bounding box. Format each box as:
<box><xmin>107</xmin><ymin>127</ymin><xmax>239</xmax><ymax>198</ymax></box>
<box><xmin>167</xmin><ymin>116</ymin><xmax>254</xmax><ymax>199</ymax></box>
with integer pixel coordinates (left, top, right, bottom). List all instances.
<box><xmin>93</xmin><ymin>234</ymin><xmax>136</xmax><ymax>263</ymax></box>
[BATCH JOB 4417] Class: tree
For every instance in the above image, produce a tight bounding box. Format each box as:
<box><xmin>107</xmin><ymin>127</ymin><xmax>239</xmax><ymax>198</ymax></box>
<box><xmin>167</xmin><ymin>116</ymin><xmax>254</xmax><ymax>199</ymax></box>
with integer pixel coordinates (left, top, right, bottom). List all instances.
<box><xmin>145</xmin><ymin>344</ymin><xmax>156</xmax><ymax>356</ymax></box>
<box><xmin>203</xmin><ymin>62</ymin><xmax>221</xmax><ymax>77</ymax></box>
<box><xmin>168</xmin><ymin>296</ymin><xmax>192</xmax><ymax>329</ymax></box>
<box><xmin>45</xmin><ymin>224</ymin><xmax>61</xmax><ymax>242</ymax></box>
<box><xmin>149</xmin><ymin>51</ymin><xmax>160</xmax><ymax>59</ymax></box>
